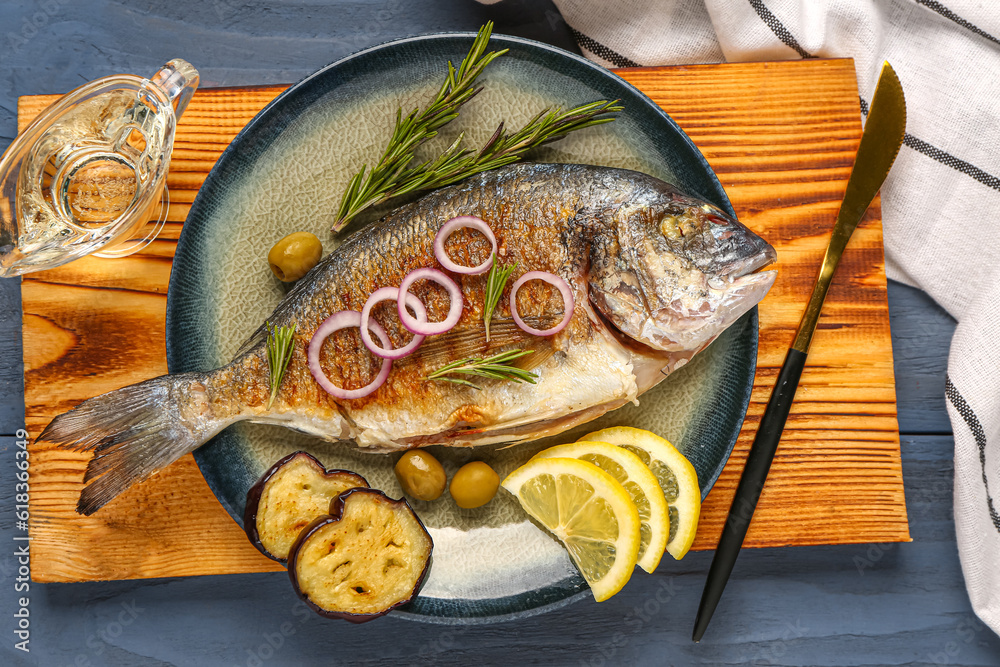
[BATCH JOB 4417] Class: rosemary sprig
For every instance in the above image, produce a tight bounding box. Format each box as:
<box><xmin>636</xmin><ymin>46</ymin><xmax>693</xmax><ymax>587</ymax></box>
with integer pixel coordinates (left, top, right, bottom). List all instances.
<box><xmin>425</xmin><ymin>349</ymin><xmax>537</xmax><ymax>390</ymax></box>
<box><xmin>332</xmin><ymin>23</ymin><xmax>624</xmax><ymax>231</ymax></box>
<box><xmin>483</xmin><ymin>253</ymin><xmax>517</xmax><ymax>342</ymax></box>
<box><xmin>332</xmin><ymin>22</ymin><xmax>507</xmax><ymax>230</ymax></box>
<box><xmin>444</xmin><ymin>98</ymin><xmax>624</xmax><ymax>184</ymax></box>
<box><xmin>265</xmin><ymin>322</ymin><xmax>297</xmax><ymax>409</ymax></box>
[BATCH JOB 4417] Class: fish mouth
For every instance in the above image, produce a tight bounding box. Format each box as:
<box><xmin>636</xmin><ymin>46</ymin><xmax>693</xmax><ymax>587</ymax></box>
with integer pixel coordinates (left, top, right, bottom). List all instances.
<box><xmin>725</xmin><ymin>244</ymin><xmax>778</xmax><ymax>281</ymax></box>
<box><xmin>594</xmin><ymin>262</ymin><xmax>777</xmax><ymax>356</ymax></box>
<box><xmin>720</xmin><ymin>244</ymin><xmax>778</xmax><ymax>317</ymax></box>
<box><xmin>721</xmin><ymin>268</ymin><xmax>778</xmax><ymax>309</ymax></box>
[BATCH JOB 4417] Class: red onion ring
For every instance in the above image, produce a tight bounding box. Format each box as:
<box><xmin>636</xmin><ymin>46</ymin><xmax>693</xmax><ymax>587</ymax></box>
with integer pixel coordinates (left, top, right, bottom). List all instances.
<box><xmin>509</xmin><ymin>271</ymin><xmax>575</xmax><ymax>337</ymax></box>
<box><xmin>360</xmin><ymin>287</ymin><xmax>428</xmax><ymax>360</ymax></box>
<box><xmin>433</xmin><ymin>216</ymin><xmax>497</xmax><ymax>275</ymax></box>
<box><xmin>308</xmin><ymin>310</ymin><xmax>392</xmax><ymax>400</ymax></box>
<box><xmin>397</xmin><ymin>267</ymin><xmax>463</xmax><ymax>336</ymax></box>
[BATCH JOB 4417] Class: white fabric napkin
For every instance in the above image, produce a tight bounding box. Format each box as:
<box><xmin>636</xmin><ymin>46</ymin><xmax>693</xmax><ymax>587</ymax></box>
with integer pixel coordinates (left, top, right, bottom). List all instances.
<box><xmin>516</xmin><ymin>0</ymin><xmax>1000</xmax><ymax>635</ymax></box>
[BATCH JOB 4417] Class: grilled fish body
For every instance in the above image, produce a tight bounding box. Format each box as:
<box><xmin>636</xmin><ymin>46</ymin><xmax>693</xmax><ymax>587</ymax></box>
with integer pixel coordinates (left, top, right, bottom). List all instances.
<box><xmin>42</xmin><ymin>163</ymin><xmax>777</xmax><ymax>515</ymax></box>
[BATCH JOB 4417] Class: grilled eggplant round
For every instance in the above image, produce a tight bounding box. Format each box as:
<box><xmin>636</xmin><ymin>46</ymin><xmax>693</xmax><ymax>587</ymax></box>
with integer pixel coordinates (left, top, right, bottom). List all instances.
<box><xmin>288</xmin><ymin>488</ymin><xmax>433</xmax><ymax>622</ymax></box>
<box><xmin>244</xmin><ymin>451</ymin><xmax>369</xmax><ymax>562</ymax></box>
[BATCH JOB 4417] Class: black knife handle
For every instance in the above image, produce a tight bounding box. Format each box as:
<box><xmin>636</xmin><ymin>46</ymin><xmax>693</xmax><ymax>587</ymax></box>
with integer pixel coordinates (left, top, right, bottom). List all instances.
<box><xmin>692</xmin><ymin>347</ymin><xmax>808</xmax><ymax>642</ymax></box>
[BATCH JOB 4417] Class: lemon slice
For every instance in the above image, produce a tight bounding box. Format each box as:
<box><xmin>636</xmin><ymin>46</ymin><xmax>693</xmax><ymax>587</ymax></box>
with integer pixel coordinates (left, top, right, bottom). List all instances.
<box><xmin>580</xmin><ymin>426</ymin><xmax>701</xmax><ymax>560</ymax></box>
<box><xmin>532</xmin><ymin>441</ymin><xmax>669</xmax><ymax>573</ymax></box>
<box><xmin>502</xmin><ymin>457</ymin><xmax>640</xmax><ymax>602</ymax></box>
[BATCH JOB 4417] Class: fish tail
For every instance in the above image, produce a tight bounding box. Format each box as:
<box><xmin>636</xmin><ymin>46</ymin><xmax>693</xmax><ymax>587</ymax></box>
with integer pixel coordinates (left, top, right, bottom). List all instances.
<box><xmin>39</xmin><ymin>371</ymin><xmax>238</xmax><ymax>516</ymax></box>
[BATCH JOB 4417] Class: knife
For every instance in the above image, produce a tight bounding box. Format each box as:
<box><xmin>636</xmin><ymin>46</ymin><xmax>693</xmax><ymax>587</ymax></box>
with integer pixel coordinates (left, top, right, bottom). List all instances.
<box><xmin>691</xmin><ymin>61</ymin><xmax>907</xmax><ymax>642</ymax></box>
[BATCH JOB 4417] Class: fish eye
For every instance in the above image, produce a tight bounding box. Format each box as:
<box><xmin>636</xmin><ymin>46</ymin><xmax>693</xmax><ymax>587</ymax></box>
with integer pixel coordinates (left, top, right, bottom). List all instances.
<box><xmin>660</xmin><ymin>215</ymin><xmax>683</xmax><ymax>239</ymax></box>
<box><xmin>660</xmin><ymin>211</ymin><xmax>701</xmax><ymax>239</ymax></box>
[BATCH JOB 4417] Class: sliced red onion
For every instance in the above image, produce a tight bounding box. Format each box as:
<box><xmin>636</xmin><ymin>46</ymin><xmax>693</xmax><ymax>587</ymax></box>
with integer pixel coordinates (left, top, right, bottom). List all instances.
<box><xmin>308</xmin><ymin>310</ymin><xmax>392</xmax><ymax>400</ymax></box>
<box><xmin>510</xmin><ymin>271</ymin><xmax>575</xmax><ymax>337</ymax></box>
<box><xmin>397</xmin><ymin>267</ymin><xmax>463</xmax><ymax>336</ymax></box>
<box><xmin>433</xmin><ymin>216</ymin><xmax>496</xmax><ymax>275</ymax></box>
<box><xmin>360</xmin><ymin>287</ymin><xmax>428</xmax><ymax>360</ymax></box>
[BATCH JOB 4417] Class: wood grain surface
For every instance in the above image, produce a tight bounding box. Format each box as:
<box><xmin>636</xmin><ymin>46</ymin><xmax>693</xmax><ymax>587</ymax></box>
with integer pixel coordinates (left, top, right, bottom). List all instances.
<box><xmin>21</xmin><ymin>58</ymin><xmax>910</xmax><ymax>584</ymax></box>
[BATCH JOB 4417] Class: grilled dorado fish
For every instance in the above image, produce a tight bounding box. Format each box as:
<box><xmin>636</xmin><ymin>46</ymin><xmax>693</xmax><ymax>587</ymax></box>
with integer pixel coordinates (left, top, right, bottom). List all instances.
<box><xmin>41</xmin><ymin>163</ymin><xmax>777</xmax><ymax>515</ymax></box>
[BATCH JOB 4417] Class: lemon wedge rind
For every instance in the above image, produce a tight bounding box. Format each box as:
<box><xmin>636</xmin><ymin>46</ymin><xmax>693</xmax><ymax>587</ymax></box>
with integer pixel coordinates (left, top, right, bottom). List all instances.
<box><xmin>502</xmin><ymin>456</ymin><xmax>640</xmax><ymax>602</ymax></box>
<box><xmin>532</xmin><ymin>440</ymin><xmax>670</xmax><ymax>573</ymax></box>
<box><xmin>580</xmin><ymin>426</ymin><xmax>701</xmax><ymax>560</ymax></box>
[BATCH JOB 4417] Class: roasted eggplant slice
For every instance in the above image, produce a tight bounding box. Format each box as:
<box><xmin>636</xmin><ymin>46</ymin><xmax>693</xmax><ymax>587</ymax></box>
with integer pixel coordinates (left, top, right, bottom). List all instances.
<box><xmin>288</xmin><ymin>488</ymin><xmax>433</xmax><ymax>622</ymax></box>
<box><xmin>244</xmin><ymin>452</ymin><xmax>368</xmax><ymax>562</ymax></box>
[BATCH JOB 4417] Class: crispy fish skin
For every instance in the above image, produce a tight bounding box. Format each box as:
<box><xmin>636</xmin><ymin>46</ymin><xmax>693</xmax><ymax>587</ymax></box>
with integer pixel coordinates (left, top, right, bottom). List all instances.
<box><xmin>41</xmin><ymin>163</ymin><xmax>776</xmax><ymax>515</ymax></box>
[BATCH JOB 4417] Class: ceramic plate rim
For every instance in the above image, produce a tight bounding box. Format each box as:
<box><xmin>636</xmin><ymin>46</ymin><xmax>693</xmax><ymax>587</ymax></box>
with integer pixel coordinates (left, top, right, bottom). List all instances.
<box><xmin>165</xmin><ymin>31</ymin><xmax>757</xmax><ymax>623</ymax></box>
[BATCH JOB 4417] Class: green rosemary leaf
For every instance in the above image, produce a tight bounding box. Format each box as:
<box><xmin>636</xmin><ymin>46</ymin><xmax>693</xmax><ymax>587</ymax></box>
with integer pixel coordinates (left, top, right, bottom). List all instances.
<box><xmin>425</xmin><ymin>349</ymin><xmax>537</xmax><ymax>390</ymax></box>
<box><xmin>483</xmin><ymin>254</ymin><xmax>518</xmax><ymax>342</ymax></box>
<box><xmin>265</xmin><ymin>322</ymin><xmax>297</xmax><ymax>409</ymax></box>
<box><xmin>332</xmin><ymin>22</ymin><xmax>507</xmax><ymax>230</ymax></box>
<box><xmin>331</xmin><ymin>21</ymin><xmax>624</xmax><ymax>231</ymax></box>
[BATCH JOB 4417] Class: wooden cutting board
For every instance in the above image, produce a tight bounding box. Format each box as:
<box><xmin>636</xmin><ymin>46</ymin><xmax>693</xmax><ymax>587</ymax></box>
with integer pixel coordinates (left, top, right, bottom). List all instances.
<box><xmin>21</xmin><ymin>58</ymin><xmax>909</xmax><ymax>583</ymax></box>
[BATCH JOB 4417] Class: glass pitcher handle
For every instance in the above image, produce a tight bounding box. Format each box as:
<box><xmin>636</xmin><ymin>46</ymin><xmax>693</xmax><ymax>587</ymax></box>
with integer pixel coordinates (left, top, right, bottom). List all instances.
<box><xmin>149</xmin><ymin>59</ymin><xmax>200</xmax><ymax>119</ymax></box>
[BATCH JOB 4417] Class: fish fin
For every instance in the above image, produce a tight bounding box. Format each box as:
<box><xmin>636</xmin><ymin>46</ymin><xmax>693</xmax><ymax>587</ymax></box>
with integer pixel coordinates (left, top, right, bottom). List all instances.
<box><xmin>416</xmin><ymin>316</ymin><xmax>558</xmax><ymax>365</ymax></box>
<box><xmin>39</xmin><ymin>372</ymin><xmax>234</xmax><ymax>516</ymax></box>
<box><xmin>417</xmin><ymin>320</ymin><xmax>524</xmax><ymax>364</ymax></box>
<box><xmin>513</xmin><ymin>344</ymin><xmax>555</xmax><ymax>372</ymax></box>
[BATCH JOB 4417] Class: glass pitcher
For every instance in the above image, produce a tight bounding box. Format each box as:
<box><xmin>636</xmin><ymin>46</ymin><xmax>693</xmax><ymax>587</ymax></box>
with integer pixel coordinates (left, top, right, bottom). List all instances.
<box><xmin>0</xmin><ymin>59</ymin><xmax>199</xmax><ymax>277</ymax></box>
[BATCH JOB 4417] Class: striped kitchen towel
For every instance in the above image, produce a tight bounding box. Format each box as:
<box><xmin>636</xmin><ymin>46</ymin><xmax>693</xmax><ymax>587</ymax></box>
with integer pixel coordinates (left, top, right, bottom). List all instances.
<box><xmin>486</xmin><ymin>0</ymin><xmax>1000</xmax><ymax>637</ymax></box>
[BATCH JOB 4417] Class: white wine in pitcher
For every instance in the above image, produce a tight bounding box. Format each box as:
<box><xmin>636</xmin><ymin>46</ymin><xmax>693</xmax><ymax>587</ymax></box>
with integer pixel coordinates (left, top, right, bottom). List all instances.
<box><xmin>0</xmin><ymin>59</ymin><xmax>198</xmax><ymax>277</ymax></box>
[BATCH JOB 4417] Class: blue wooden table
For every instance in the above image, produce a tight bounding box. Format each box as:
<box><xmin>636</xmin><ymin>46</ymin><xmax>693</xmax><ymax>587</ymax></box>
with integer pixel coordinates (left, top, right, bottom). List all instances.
<box><xmin>2</xmin><ymin>2</ymin><xmax>999</xmax><ymax>665</ymax></box>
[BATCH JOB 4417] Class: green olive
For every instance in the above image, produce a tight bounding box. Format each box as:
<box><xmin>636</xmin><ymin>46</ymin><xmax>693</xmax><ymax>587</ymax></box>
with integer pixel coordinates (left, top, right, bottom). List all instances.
<box><xmin>449</xmin><ymin>461</ymin><xmax>500</xmax><ymax>509</ymax></box>
<box><xmin>268</xmin><ymin>232</ymin><xmax>323</xmax><ymax>282</ymax></box>
<box><xmin>394</xmin><ymin>450</ymin><xmax>446</xmax><ymax>501</ymax></box>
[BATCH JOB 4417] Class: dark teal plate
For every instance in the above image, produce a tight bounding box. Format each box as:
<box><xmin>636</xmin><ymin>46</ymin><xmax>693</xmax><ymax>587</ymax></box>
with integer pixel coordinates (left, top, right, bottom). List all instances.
<box><xmin>166</xmin><ymin>32</ymin><xmax>757</xmax><ymax>624</ymax></box>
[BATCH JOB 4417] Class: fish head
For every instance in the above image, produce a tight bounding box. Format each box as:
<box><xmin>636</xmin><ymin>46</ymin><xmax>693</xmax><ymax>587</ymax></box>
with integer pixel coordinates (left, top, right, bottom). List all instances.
<box><xmin>588</xmin><ymin>186</ymin><xmax>777</xmax><ymax>353</ymax></box>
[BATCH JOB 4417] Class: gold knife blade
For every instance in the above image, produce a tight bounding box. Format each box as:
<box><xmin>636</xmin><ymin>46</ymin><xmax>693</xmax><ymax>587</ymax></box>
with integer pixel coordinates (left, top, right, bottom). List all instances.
<box><xmin>793</xmin><ymin>61</ymin><xmax>907</xmax><ymax>353</ymax></box>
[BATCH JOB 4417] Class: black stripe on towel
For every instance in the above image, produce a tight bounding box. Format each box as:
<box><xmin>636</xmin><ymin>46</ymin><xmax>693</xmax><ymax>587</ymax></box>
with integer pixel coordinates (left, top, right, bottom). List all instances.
<box><xmin>904</xmin><ymin>134</ymin><xmax>1000</xmax><ymax>190</ymax></box>
<box><xmin>753</xmin><ymin>0</ymin><xmax>1000</xmax><ymax>193</ymax></box>
<box><xmin>745</xmin><ymin>1</ymin><xmax>1000</xmax><ymax>196</ymax></box>
<box><xmin>857</xmin><ymin>87</ymin><xmax>1000</xmax><ymax>191</ymax></box>
<box><xmin>747</xmin><ymin>0</ymin><xmax>815</xmax><ymax>58</ymax></box>
<box><xmin>946</xmin><ymin>376</ymin><xmax>1000</xmax><ymax>533</ymax></box>
<box><xmin>914</xmin><ymin>0</ymin><xmax>1000</xmax><ymax>47</ymax></box>
<box><xmin>569</xmin><ymin>28</ymin><xmax>641</xmax><ymax>68</ymax></box>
